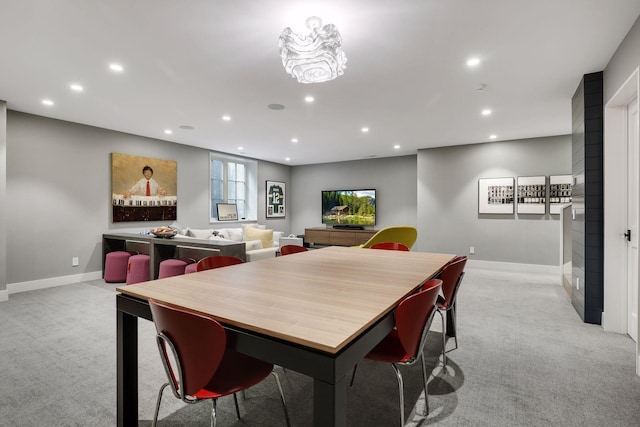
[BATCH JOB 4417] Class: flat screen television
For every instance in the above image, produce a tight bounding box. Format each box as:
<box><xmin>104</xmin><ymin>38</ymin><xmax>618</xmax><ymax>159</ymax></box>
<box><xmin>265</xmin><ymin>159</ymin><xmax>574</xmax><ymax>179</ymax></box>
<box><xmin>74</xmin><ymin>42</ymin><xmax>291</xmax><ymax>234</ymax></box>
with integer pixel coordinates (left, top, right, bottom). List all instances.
<box><xmin>321</xmin><ymin>189</ymin><xmax>376</xmax><ymax>227</ymax></box>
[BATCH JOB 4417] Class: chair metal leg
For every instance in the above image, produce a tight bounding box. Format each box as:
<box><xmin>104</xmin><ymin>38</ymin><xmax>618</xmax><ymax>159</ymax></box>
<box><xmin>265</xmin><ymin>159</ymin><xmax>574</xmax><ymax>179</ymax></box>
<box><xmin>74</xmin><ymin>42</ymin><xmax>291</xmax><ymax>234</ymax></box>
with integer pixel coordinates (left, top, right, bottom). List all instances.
<box><xmin>450</xmin><ymin>305</ymin><xmax>458</xmax><ymax>351</ymax></box>
<box><xmin>437</xmin><ymin>309</ymin><xmax>447</xmax><ymax>369</ymax></box>
<box><xmin>420</xmin><ymin>354</ymin><xmax>430</xmax><ymax>416</ymax></box>
<box><xmin>270</xmin><ymin>370</ymin><xmax>292</xmax><ymax>427</ymax></box>
<box><xmin>390</xmin><ymin>364</ymin><xmax>405</xmax><ymax>427</ymax></box>
<box><xmin>152</xmin><ymin>382</ymin><xmax>170</xmax><ymax>427</ymax></box>
<box><xmin>233</xmin><ymin>393</ymin><xmax>241</xmax><ymax>419</ymax></box>
<box><xmin>210</xmin><ymin>399</ymin><xmax>217</xmax><ymax>427</ymax></box>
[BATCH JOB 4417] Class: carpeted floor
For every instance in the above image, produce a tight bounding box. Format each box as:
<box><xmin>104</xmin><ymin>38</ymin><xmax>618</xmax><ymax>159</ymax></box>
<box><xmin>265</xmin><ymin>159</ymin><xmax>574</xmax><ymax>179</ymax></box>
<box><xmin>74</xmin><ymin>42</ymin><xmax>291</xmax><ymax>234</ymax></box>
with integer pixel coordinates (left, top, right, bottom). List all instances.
<box><xmin>1</xmin><ymin>266</ymin><xmax>639</xmax><ymax>426</ymax></box>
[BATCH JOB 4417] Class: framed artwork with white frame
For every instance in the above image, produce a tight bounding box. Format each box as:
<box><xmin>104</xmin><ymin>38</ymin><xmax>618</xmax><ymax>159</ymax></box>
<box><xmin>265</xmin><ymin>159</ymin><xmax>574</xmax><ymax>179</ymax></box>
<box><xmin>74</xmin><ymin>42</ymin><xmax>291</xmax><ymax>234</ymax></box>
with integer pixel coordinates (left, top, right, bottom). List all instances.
<box><xmin>517</xmin><ymin>176</ymin><xmax>546</xmax><ymax>214</ymax></box>
<box><xmin>549</xmin><ymin>175</ymin><xmax>572</xmax><ymax>214</ymax></box>
<box><xmin>478</xmin><ymin>177</ymin><xmax>514</xmax><ymax>214</ymax></box>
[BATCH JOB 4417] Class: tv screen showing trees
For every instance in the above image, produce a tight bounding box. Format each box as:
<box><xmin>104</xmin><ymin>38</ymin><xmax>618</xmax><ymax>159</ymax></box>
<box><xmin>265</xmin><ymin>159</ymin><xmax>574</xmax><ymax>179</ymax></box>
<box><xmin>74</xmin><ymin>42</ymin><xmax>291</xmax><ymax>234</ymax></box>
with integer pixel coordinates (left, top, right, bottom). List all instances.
<box><xmin>321</xmin><ymin>189</ymin><xmax>376</xmax><ymax>226</ymax></box>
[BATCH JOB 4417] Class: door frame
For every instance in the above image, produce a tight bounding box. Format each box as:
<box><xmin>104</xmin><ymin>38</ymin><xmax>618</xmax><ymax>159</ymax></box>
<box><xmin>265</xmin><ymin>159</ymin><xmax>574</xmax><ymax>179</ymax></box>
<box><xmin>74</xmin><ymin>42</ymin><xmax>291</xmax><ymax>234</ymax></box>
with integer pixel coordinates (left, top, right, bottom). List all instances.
<box><xmin>604</xmin><ymin>67</ymin><xmax>640</xmax><ymax>374</ymax></box>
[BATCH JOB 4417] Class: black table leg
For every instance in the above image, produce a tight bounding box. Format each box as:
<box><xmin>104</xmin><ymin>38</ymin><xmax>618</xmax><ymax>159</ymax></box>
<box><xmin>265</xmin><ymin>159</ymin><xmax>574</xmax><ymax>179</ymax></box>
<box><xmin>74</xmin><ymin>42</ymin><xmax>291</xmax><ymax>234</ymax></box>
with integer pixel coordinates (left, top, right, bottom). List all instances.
<box><xmin>313</xmin><ymin>375</ymin><xmax>347</xmax><ymax>427</ymax></box>
<box><xmin>117</xmin><ymin>309</ymin><xmax>138</xmax><ymax>427</ymax></box>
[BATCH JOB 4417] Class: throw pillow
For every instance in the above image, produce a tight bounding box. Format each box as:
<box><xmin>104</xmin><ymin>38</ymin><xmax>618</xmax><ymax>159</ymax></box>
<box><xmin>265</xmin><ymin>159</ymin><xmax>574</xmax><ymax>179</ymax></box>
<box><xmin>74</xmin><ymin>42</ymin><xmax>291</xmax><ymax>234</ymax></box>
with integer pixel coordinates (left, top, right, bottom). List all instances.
<box><xmin>186</xmin><ymin>228</ymin><xmax>213</xmax><ymax>239</ymax></box>
<box><xmin>226</xmin><ymin>227</ymin><xmax>244</xmax><ymax>242</ymax></box>
<box><xmin>272</xmin><ymin>231</ymin><xmax>284</xmax><ymax>246</ymax></box>
<box><xmin>244</xmin><ymin>239</ymin><xmax>264</xmax><ymax>251</ymax></box>
<box><xmin>244</xmin><ymin>226</ymin><xmax>273</xmax><ymax>249</ymax></box>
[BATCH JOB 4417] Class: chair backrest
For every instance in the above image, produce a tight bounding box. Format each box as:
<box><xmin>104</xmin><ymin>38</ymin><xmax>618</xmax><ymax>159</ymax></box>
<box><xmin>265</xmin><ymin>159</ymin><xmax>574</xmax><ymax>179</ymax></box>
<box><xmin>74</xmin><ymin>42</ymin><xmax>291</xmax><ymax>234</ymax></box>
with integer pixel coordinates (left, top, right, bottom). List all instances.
<box><xmin>440</xmin><ymin>256</ymin><xmax>467</xmax><ymax>307</ymax></box>
<box><xmin>149</xmin><ymin>299</ymin><xmax>226</xmax><ymax>399</ymax></box>
<box><xmin>395</xmin><ymin>279</ymin><xmax>442</xmax><ymax>359</ymax></box>
<box><xmin>360</xmin><ymin>226</ymin><xmax>418</xmax><ymax>249</ymax></box>
<box><xmin>370</xmin><ymin>242</ymin><xmax>410</xmax><ymax>251</ymax></box>
<box><xmin>280</xmin><ymin>245</ymin><xmax>309</xmax><ymax>255</ymax></box>
<box><xmin>196</xmin><ymin>255</ymin><xmax>244</xmax><ymax>271</ymax></box>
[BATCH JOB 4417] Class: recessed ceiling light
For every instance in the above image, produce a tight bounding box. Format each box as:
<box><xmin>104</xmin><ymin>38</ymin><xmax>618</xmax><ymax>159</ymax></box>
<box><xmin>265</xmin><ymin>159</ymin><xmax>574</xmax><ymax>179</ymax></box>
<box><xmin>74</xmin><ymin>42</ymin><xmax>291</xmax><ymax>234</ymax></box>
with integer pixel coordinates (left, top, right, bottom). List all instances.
<box><xmin>489</xmin><ymin>134</ymin><xmax>497</xmax><ymax>139</ymax></box>
<box><xmin>285</xmin><ymin>157</ymin><xmax>291</xmax><ymax>162</ymax></box>
<box><xmin>238</xmin><ymin>146</ymin><xmax>244</xmax><ymax>150</ymax></box>
<box><xmin>41</xmin><ymin>99</ymin><xmax>54</xmax><ymax>106</ymax></box>
<box><xmin>466</xmin><ymin>57</ymin><xmax>480</xmax><ymax>67</ymax></box>
<box><xmin>291</xmin><ymin>138</ymin><xmax>298</xmax><ymax>143</ymax></box>
<box><xmin>361</xmin><ymin>127</ymin><xmax>369</xmax><ymax>133</ymax></box>
<box><xmin>70</xmin><ymin>84</ymin><xmax>84</xmax><ymax>92</ymax></box>
<box><xmin>394</xmin><ymin>144</ymin><xmax>401</xmax><ymax>150</ymax></box>
<box><xmin>109</xmin><ymin>63</ymin><xmax>124</xmax><ymax>72</ymax></box>
<box><xmin>304</xmin><ymin>96</ymin><xmax>314</xmax><ymax>103</ymax></box>
<box><xmin>164</xmin><ymin>129</ymin><xmax>173</xmax><ymax>135</ymax></box>
<box><xmin>222</xmin><ymin>115</ymin><xmax>231</xmax><ymax>121</ymax></box>
<box><xmin>481</xmin><ymin>109</ymin><xmax>492</xmax><ymax>116</ymax></box>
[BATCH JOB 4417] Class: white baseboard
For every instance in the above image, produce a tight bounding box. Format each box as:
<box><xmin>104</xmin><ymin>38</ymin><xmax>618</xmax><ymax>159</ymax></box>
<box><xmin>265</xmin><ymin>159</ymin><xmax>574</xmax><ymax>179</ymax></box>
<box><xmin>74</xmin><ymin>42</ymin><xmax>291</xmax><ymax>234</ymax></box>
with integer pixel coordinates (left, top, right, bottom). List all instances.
<box><xmin>466</xmin><ymin>259</ymin><xmax>560</xmax><ymax>275</ymax></box>
<box><xmin>7</xmin><ymin>271</ymin><xmax>103</xmax><ymax>295</ymax></box>
<box><xmin>0</xmin><ymin>289</ymin><xmax>8</xmax><ymax>302</ymax></box>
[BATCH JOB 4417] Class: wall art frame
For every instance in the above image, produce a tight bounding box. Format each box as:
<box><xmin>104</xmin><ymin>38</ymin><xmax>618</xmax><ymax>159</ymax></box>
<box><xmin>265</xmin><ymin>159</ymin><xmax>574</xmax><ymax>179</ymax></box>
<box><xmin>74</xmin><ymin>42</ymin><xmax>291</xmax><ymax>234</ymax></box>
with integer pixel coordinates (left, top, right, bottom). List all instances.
<box><xmin>478</xmin><ymin>177</ymin><xmax>514</xmax><ymax>214</ymax></box>
<box><xmin>111</xmin><ymin>152</ymin><xmax>177</xmax><ymax>222</ymax></box>
<box><xmin>266</xmin><ymin>180</ymin><xmax>286</xmax><ymax>218</ymax></box>
<box><xmin>517</xmin><ymin>176</ymin><xmax>547</xmax><ymax>214</ymax></box>
<box><xmin>216</xmin><ymin>203</ymin><xmax>238</xmax><ymax>221</ymax></box>
<box><xmin>549</xmin><ymin>174</ymin><xmax>573</xmax><ymax>214</ymax></box>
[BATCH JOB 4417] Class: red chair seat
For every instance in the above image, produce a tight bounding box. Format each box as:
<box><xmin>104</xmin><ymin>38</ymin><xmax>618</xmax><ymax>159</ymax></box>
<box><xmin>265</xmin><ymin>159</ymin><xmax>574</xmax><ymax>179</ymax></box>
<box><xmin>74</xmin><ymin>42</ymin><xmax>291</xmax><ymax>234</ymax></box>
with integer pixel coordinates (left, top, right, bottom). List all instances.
<box><xmin>365</xmin><ymin>329</ymin><xmax>412</xmax><ymax>364</ymax></box>
<box><xmin>195</xmin><ymin>350</ymin><xmax>274</xmax><ymax>399</ymax></box>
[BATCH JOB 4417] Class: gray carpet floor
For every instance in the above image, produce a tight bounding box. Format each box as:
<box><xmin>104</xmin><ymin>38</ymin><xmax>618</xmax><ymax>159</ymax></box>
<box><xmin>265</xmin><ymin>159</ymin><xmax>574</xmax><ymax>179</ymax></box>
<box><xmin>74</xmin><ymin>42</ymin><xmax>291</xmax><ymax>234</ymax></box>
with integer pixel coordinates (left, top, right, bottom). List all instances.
<box><xmin>1</xmin><ymin>266</ymin><xmax>639</xmax><ymax>426</ymax></box>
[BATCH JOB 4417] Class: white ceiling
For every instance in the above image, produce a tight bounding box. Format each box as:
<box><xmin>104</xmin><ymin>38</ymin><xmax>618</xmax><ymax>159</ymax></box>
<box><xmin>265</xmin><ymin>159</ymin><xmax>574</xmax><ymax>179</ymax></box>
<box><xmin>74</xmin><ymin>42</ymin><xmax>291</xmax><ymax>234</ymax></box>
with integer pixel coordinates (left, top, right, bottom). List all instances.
<box><xmin>1</xmin><ymin>1</ymin><xmax>639</xmax><ymax>166</ymax></box>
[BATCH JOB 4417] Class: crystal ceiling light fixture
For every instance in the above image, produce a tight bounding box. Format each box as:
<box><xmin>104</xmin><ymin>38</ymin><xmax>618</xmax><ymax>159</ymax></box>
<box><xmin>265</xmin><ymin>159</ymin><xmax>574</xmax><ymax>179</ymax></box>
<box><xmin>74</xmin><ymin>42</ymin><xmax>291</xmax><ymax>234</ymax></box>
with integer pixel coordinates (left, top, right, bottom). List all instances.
<box><xmin>278</xmin><ymin>16</ymin><xmax>347</xmax><ymax>84</ymax></box>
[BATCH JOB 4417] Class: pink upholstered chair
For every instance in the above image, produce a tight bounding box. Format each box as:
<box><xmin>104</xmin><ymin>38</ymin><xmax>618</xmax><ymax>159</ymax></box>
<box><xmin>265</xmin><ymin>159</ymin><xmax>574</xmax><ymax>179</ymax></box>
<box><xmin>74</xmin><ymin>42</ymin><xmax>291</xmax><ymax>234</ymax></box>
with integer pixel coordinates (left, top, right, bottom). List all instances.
<box><xmin>105</xmin><ymin>251</ymin><xmax>135</xmax><ymax>283</ymax></box>
<box><xmin>158</xmin><ymin>258</ymin><xmax>196</xmax><ymax>279</ymax></box>
<box><xmin>125</xmin><ymin>254</ymin><xmax>150</xmax><ymax>285</ymax></box>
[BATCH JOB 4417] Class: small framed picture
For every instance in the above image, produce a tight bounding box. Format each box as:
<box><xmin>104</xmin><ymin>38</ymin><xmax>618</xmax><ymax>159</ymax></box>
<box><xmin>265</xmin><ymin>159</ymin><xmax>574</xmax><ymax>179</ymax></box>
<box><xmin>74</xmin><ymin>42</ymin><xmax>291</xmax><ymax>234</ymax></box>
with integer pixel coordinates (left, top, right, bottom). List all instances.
<box><xmin>517</xmin><ymin>176</ymin><xmax>546</xmax><ymax>214</ymax></box>
<box><xmin>216</xmin><ymin>203</ymin><xmax>238</xmax><ymax>221</ymax></box>
<box><xmin>549</xmin><ymin>175</ymin><xmax>572</xmax><ymax>214</ymax></box>
<box><xmin>266</xmin><ymin>180</ymin><xmax>286</xmax><ymax>218</ymax></box>
<box><xmin>478</xmin><ymin>177</ymin><xmax>514</xmax><ymax>214</ymax></box>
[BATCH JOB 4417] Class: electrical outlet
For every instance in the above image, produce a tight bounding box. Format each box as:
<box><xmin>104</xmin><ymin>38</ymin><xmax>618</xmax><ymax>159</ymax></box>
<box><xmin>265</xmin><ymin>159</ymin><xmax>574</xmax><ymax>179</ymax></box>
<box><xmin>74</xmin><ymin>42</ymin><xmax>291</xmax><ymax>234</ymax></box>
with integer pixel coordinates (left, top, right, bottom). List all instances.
<box><xmin>469</xmin><ymin>246</ymin><xmax>475</xmax><ymax>254</ymax></box>
<box><xmin>72</xmin><ymin>257</ymin><xmax>79</xmax><ymax>267</ymax></box>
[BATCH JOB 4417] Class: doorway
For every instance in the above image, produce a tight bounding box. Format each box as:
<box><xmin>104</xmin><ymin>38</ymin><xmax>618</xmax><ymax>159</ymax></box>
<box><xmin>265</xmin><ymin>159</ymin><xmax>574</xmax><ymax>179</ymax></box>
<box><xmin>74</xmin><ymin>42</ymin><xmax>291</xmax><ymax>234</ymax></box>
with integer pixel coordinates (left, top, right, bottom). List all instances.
<box><xmin>604</xmin><ymin>68</ymin><xmax>640</xmax><ymax>375</ymax></box>
<box><xmin>627</xmin><ymin>98</ymin><xmax>639</xmax><ymax>342</ymax></box>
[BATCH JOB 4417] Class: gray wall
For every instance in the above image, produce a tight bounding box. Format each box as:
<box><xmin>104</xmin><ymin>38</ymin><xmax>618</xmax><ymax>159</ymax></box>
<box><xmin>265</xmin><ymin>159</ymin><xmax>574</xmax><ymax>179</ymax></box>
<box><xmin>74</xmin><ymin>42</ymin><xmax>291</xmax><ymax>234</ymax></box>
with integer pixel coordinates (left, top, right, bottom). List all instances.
<box><xmin>6</xmin><ymin>111</ymin><xmax>290</xmax><ymax>284</ymax></box>
<box><xmin>0</xmin><ymin>101</ymin><xmax>6</xmax><ymax>292</ymax></box>
<box><xmin>604</xmin><ymin>14</ymin><xmax>640</xmax><ymax>103</ymax></box>
<box><xmin>289</xmin><ymin>156</ymin><xmax>417</xmax><ymax>235</ymax></box>
<box><xmin>416</xmin><ymin>135</ymin><xmax>572</xmax><ymax>265</ymax></box>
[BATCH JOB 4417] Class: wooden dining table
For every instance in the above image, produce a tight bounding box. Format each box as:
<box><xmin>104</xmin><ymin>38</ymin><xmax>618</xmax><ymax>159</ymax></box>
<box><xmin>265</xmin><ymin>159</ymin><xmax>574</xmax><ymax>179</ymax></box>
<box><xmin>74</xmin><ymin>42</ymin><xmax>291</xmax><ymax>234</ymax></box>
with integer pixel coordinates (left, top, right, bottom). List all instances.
<box><xmin>116</xmin><ymin>245</ymin><xmax>455</xmax><ymax>426</ymax></box>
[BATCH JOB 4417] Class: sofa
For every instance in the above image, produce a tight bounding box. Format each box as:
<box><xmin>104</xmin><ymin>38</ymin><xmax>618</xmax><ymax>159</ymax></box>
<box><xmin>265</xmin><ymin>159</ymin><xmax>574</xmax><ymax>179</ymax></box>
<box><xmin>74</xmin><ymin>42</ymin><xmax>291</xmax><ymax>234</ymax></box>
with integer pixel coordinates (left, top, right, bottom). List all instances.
<box><xmin>176</xmin><ymin>224</ymin><xmax>284</xmax><ymax>262</ymax></box>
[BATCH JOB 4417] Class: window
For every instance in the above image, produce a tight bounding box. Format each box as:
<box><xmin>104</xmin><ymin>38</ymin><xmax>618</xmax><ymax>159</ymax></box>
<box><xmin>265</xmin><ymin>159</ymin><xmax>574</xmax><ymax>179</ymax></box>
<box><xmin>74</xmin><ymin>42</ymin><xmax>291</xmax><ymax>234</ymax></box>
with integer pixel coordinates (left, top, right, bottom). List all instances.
<box><xmin>210</xmin><ymin>152</ymin><xmax>257</xmax><ymax>222</ymax></box>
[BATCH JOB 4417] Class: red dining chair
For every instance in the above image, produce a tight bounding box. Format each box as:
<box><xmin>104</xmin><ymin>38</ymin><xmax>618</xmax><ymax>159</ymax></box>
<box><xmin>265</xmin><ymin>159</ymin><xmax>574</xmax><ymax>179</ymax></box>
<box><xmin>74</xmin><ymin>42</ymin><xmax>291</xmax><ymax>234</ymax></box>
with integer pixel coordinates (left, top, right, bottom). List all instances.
<box><xmin>195</xmin><ymin>255</ymin><xmax>244</xmax><ymax>271</ymax></box>
<box><xmin>279</xmin><ymin>244</ymin><xmax>308</xmax><ymax>255</ymax></box>
<box><xmin>370</xmin><ymin>242</ymin><xmax>410</xmax><ymax>251</ymax></box>
<box><xmin>435</xmin><ymin>256</ymin><xmax>467</xmax><ymax>370</ymax></box>
<box><xmin>350</xmin><ymin>279</ymin><xmax>442</xmax><ymax>426</ymax></box>
<box><xmin>149</xmin><ymin>299</ymin><xmax>290</xmax><ymax>427</ymax></box>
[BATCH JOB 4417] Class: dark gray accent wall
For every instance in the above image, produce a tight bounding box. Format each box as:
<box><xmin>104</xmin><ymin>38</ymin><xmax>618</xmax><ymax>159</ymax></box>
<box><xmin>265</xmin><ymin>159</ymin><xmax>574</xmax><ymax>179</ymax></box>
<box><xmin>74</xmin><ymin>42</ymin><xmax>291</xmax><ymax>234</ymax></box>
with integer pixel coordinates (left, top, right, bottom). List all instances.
<box><xmin>571</xmin><ymin>72</ymin><xmax>604</xmax><ymax>324</ymax></box>
<box><xmin>6</xmin><ymin>111</ymin><xmax>290</xmax><ymax>284</ymax></box>
<box><xmin>416</xmin><ymin>136</ymin><xmax>571</xmax><ymax>265</ymax></box>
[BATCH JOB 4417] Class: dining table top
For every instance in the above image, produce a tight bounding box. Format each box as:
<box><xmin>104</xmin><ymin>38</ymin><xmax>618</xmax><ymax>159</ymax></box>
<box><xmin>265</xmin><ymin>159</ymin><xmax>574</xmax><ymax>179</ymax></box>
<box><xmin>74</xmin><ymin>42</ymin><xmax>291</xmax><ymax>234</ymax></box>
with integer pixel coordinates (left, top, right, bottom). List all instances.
<box><xmin>117</xmin><ymin>246</ymin><xmax>455</xmax><ymax>354</ymax></box>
